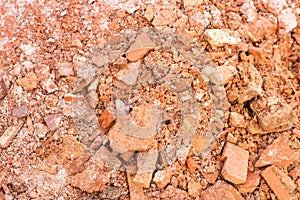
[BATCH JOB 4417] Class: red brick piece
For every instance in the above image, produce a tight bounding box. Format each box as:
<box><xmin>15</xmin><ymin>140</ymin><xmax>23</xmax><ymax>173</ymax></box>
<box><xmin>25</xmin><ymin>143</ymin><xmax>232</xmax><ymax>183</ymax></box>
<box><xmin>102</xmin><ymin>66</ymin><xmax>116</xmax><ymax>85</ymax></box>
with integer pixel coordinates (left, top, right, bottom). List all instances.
<box><xmin>186</xmin><ymin>157</ymin><xmax>198</xmax><ymax>173</ymax></box>
<box><xmin>153</xmin><ymin>167</ymin><xmax>172</xmax><ymax>188</ymax></box>
<box><xmin>271</xmin><ymin>165</ymin><xmax>296</xmax><ymax>193</ymax></box>
<box><xmin>68</xmin><ymin>158</ymin><xmax>111</xmax><ymax>193</ymax></box>
<box><xmin>108</xmin><ymin>123</ymin><xmax>155</xmax><ymax>152</ymax></box>
<box><xmin>16</xmin><ymin>72</ymin><xmax>38</xmax><ymax>91</ymax></box>
<box><xmin>126</xmin><ymin>32</ymin><xmax>156</xmax><ymax>62</ymax></box>
<box><xmin>200</xmin><ymin>180</ymin><xmax>243</xmax><ymax>200</ymax></box>
<box><xmin>261</xmin><ymin>165</ymin><xmax>292</xmax><ymax>200</ymax></box>
<box><xmin>255</xmin><ymin>137</ymin><xmax>299</xmax><ymax>168</ymax></box>
<box><xmin>98</xmin><ymin>109</ymin><xmax>115</xmax><ymax>134</ymax></box>
<box><xmin>237</xmin><ymin>173</ymin><xmax>260</xmax><ymax>193</ymax></box>
<box><xmin>221</xmin><ymin>142</ymin><xmax>249</xmax><ymax>184</ymax></box>
<box><xmin>133</xmin><ymin>172</ymin><xmax>153</xmax><ymax>188</ymax></box>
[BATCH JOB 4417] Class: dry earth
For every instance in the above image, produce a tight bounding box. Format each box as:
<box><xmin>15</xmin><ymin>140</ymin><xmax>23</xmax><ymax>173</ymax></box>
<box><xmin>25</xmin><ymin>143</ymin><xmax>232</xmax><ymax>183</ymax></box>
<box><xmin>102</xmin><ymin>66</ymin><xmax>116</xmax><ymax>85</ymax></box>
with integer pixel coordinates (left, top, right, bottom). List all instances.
<box><xmin>0</xmin><ymin>0</ymin><xmax>300</xmax><ymax>200</ymax></box>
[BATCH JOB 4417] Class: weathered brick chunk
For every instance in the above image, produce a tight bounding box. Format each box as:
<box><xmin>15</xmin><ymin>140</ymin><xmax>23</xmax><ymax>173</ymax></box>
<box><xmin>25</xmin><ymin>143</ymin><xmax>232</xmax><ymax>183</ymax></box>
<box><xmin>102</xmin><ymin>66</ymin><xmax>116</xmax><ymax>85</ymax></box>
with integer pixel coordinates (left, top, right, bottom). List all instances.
<box><xmin>261</xmin><ymin>166</ymin><xmax>292</xmax><ymax>200</ymax></box>
<box><xmin>271</xmin><ymin>165</ymin><xmax>296</xmax><ymax>193</ymax></box>
<box><xmin>16</xmin><ymin>72</ymin><xmax>38</xmax><ymax>91</ymax></box>
<box><xmin>153</xmin><ymin>167</ymin><xmax>172</xmax><ymax>188</ymax></box>
<box><xmin>255</xmin><ymin>137</ymin><xmax>299</xmax><ymax>168</ymax></box>
<box><xmin>68</xmin><ymin>158</ymin><xmax>111</xmax><ymax>193</ymax></box>
<box><xmin>132</xmin><ymin>172</ymin><xmax>153</xmax><ymax>188</ymax></box>
<box><xmin>67</xmin><ymin>154</ymin><xmax>90</xmax><ymax>176</ymax></box>
<box><xmin>201</xmin><ymin>180</ymin><xmax>243</xmax><ymax>200</ymax></box>
<box><xmin>133</xmin><ymin>152</ymin><xmax>158</xmax><ymax>188</ymax></box>
<box><xmin>188</xmin><ymin>179</ymin><xmax>202</xmax><ymax>197</ymax></box>
<box><xmin>108</xmin><ymin>124</ymin><xmax>155</xmax><ymax>152</ymax></box>
<box><xmin>98</xmin><ymin>109</ymin><xmax>115</xmax><ymax>134</ymax></box>
<box><xmin>126</xmin><ymin>32</ymin><xmax>155</xmax><ymax>61</ymax></box>
<box><xmin>237</xmin><ymin>173</ymin><xmax>260</xmax><ymax>193</ymax></box>
<box><xmin>250</xmin><ymin>93</ymin><xmax>297</xmax><ymax>132</ymax></box>
<box><xmin>221</xmin><ymin>142</ymin><xmax>249</xmax><ymax>184</ymax></box>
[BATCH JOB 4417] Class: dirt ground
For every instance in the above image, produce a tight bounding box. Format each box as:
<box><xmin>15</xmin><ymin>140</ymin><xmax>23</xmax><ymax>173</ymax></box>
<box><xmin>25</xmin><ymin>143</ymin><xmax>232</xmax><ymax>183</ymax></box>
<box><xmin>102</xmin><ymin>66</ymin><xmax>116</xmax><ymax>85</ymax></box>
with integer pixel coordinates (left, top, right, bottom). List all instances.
<box><xmin>0</xmin><ymin>0</ymin><xmax>300</xmax><ymax>199</ymax></box>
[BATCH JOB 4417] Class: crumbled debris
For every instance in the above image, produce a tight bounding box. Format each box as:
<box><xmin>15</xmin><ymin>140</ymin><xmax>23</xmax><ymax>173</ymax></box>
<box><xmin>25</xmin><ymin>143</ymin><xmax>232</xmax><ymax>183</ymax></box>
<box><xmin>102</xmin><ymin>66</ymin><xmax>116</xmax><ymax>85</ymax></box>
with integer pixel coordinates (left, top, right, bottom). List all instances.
<box><xmin>1</xmin><ymin>0</ymin><xmax>300</xmax><ymax>199</ymax></box>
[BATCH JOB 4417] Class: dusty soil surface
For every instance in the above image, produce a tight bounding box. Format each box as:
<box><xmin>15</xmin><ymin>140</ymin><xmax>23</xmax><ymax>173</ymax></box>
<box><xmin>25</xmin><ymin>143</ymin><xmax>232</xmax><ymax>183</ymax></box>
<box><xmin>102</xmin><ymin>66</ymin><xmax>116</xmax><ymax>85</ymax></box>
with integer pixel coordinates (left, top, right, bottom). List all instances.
<box><xmin>0</xmin><ymin>0</ymin><xmax>300</xmax><ymax>200</ymax></box>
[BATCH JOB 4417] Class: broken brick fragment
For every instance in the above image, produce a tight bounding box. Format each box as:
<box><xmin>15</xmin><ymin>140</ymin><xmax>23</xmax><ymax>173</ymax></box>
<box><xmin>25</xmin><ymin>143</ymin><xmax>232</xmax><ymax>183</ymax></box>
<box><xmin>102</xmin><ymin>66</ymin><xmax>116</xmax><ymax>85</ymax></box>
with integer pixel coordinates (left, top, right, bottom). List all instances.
<box><xmin>250</xmin><ymin>92</ymin><xmax>296</xmax><ymax>132</ymax></box>
<box><xmin>186</xmin><ymin>157</ymin><xmax>198</xmax><ymax>173</ymax></box>
<box><xmin>98</xmin><ymin>109</ymin><xmax>115</xmax><ymax>134</ymax></box>
<box><xmin>132</xmin><ymin>172</ymin><xmax>153</xmax><ymax>188</ymax></box>
<box><xmin>16</xmin><ymin>72</ymin><xmax>38</xmax><ymax>91</ymax></box>
<box><xmin>153</xmin><ymin>167</ymin><xmax>172</xmax><ymax>188</ymax></box>
<box><xmin>201</xmin><ymin>180</ymin><xmax>243</xmax><ymax>200</ymax></box>
<box><xmin>68</xmin><ymin>158</ymin><xmax>111</xmax><ymax>193</ymax></box>
<box><xmin>237</xmin><ymin>173</ymin><xmax>260</xmax><ymax>193</ymax></box>
<box><xmin>221</xmin><ymin>142</ymin><xmax>249</xmax><ymax>184</ymax></box>
<box><xmin>126</xmin><ymin>32</ymin><xmax>156</xmax><ymax>62</ymax></box>
<box><xmin>108</xmin><ymin>124</ymin><xmax>155</xmax><ymax>152</ymax></box>
<box><xmin>255</xmin><ymin>137</ymin><xmax>299</xmax><ymax>168</ymax></box>
<box><xmin>261</xmin><ymin>165</ymin><xmax>292</xmax><ymax>200</ymax></box>
<box><xmin>271</xmin><ymin>165</ymin><xmax>296</xmax><ymax>193</ymax></box>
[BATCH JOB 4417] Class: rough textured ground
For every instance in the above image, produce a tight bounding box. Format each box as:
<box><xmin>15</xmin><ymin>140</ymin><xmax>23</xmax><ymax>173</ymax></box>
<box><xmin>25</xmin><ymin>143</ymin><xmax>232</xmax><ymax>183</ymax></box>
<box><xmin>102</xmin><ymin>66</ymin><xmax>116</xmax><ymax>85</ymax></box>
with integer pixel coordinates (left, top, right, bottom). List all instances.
<box><xmin>0</xmin><ymin>0</ymin><xmax>300</xmax><ymax>199</ymax></box>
